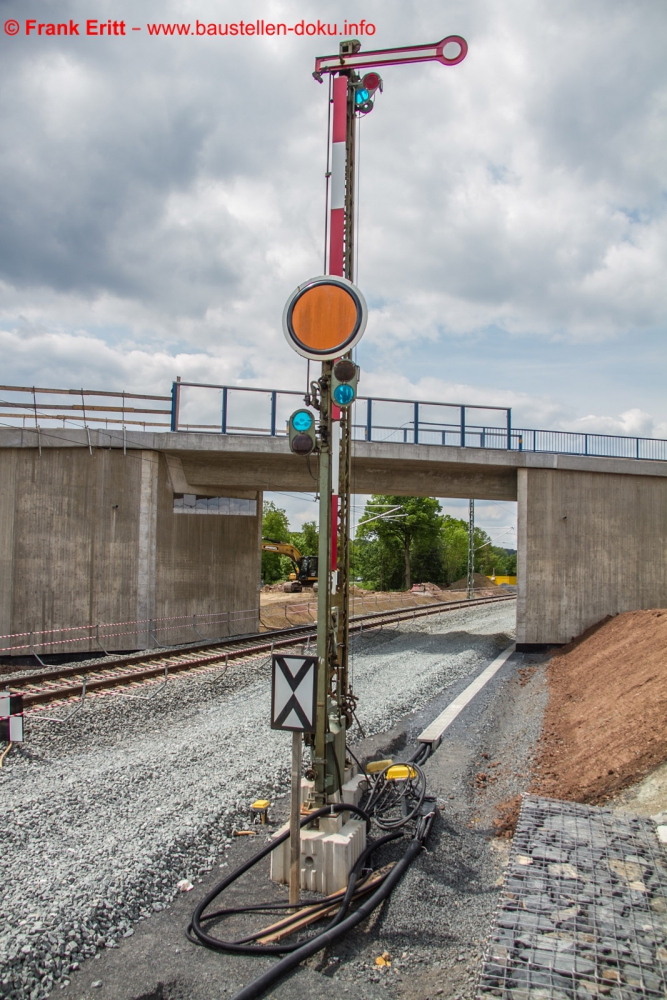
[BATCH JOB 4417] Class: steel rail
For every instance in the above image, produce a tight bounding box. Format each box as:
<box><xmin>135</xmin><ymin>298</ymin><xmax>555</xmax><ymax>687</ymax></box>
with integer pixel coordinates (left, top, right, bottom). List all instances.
<box><xmin>9</xmin><ymin>595</ymin><xmax>515</xmax><ymax>709</ymax></box>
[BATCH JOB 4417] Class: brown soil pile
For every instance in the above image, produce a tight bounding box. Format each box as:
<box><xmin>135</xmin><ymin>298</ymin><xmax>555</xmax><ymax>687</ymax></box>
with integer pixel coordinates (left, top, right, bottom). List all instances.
<box><xmin>531</xmin><ymin>609</ymin><xmax>667</xmax><ymax>804</ymax></box>
<box><xmin>447</xmin><ymin>572</ymin><xmax>499</xmax><ymax>591</ymax></box>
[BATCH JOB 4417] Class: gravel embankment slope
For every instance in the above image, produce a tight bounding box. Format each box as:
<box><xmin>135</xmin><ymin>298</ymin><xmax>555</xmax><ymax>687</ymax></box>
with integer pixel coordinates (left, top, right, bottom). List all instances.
<box><xmin>0</xmin><ymin>602</ymin><xmax>515</xmax><ymax>1000</ymax></box>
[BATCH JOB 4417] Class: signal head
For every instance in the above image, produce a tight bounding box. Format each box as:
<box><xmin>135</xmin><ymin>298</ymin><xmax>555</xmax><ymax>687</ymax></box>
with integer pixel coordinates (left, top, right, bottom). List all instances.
<box><xmin>361</xmin><ymin>72</ymin><xmax>382</xmax><ymax>94</ymax></box>
<box><xmin>353</xmin><ymin>75</ymin><xmax>380</xmax><ymax>116</ymax></box>
<box><xmin>288</xmin><ymin>409</ymin><xmax>317</xmax><ymax>456</ymax></box>
<box><xmin>331</xmin><ymin>359</ymin><xmax>359</xmax><ymax>407</ymax></box>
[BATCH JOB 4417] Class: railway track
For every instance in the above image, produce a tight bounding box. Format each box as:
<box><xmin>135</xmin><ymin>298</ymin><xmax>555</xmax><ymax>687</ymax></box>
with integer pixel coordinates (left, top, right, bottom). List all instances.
<box><xmin>5</xmin><ymin>594</ymin><xmax>516</xmax><ymax>711</ymax></box>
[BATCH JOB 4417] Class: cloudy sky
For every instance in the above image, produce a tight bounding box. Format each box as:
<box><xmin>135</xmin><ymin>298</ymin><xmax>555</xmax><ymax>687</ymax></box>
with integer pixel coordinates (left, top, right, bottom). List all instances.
<box><xmin>1</xmin><ymin>0</ymin><xmax>665</xmax><ymax>535</ymax></box>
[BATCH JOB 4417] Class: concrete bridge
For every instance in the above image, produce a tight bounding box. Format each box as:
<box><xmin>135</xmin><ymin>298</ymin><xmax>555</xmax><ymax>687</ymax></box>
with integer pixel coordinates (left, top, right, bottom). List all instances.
<box><xmin>1</xmin><ymin>404</ymin><xmax>666</xmax><ymax>655</ymax></box>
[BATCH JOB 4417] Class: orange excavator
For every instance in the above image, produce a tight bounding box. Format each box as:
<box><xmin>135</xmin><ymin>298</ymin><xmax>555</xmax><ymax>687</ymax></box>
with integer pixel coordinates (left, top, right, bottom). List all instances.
<box><xmin>260</xmin><ymin>540</ymin><xmax>319</xmax><ymax>593</ymax></box>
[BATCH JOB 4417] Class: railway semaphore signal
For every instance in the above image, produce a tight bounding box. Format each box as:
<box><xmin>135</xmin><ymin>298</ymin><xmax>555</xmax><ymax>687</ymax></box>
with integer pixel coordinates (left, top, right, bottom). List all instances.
<box><xmin>277</xmin><ymin>28</ymin><xmax>469</xmax><ymax>901</ymax></box>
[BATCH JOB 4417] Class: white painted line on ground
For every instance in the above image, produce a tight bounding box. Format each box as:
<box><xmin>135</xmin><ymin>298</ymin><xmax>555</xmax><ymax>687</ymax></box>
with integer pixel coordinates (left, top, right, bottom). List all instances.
<box><xmin>418</xmin><ymin>644</ymin><xmax>516</xmax><ymax>745</ymax></box>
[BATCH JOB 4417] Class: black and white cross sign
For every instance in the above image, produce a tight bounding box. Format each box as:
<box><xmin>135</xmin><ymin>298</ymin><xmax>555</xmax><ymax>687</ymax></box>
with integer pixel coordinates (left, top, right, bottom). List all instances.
<box><xmin>0</xmin><ymin>692</ymin><xmax>24</xmax><ymax>743</ymax></box>
<box><xmin>271</xmin><ymin>655</ymin><xmax>318</xmax><ymax>733</ymax></box>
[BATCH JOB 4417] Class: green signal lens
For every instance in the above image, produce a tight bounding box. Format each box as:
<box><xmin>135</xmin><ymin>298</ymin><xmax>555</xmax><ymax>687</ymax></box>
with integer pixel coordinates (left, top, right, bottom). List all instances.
<box><xmin>333</xmin><ymin>384</ymin><xmax>355</xmax><ymax>406</ymax></box>
<box><xmin>292</xmin><ymin>410</ymin><xmax>314</xmax><ymax>432</ymax></box>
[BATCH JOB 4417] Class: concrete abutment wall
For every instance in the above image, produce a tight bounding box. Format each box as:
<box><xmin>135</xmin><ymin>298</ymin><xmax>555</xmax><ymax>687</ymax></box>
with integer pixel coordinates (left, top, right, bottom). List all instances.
<box><xmin>0</xmin><ymin>448</ymin><xmax>261</xmax><ymax>656</ymax></box>
<box><xmin>516</xmin><ymin>467</ymin><xmax>667</xmax><ymax>645</ymax></box>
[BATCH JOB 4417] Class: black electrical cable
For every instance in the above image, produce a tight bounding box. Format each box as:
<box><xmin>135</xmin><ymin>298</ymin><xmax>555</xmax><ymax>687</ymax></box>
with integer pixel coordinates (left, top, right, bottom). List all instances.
<box><xmin>188</xmin><ymin>756</ymin><xmax>437</xmax><ymax>999</ymax></box>
<box><xmin>230</xmin><ymin>819</ymin><xmax>434</xmax><ymax>1000</ymax></box>
<box><xmin>345</xmin><ymin>744</ymin><xmax>367</xmax><ymax>776</ymax></box>
<box><xmin>189</xmin><ymin>803</ymin><xmax>373</xmax><ymax>955</ymax></box>
<box><xmin>363</xmin><ymin>761</ymin><xmax>427</xmax><ymax>830</ymax></box>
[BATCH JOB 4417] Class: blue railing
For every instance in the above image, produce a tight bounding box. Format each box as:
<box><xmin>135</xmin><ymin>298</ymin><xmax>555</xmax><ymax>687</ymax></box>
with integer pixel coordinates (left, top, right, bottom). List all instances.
<box><xmin>170</xmin><ymin>381</ymin><xmax>667</xmax><ymax>462</ymax></box>
<box><xmin>0</xmin><ymin>382</ymin><xmax>664</xmax><ymax>462</ymax></box>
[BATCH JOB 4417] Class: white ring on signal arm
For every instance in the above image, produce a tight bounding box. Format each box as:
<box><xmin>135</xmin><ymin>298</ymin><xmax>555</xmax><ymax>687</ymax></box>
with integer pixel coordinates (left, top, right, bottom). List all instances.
<box><xmin>282</xmin><ymin>274</ymin><xmax>368</xmax><ymax>362</ymax></box>
<box><xmin>418</xmin><ymin>644</ymin><xmax>516</xmax><ymax>745</ymax></box>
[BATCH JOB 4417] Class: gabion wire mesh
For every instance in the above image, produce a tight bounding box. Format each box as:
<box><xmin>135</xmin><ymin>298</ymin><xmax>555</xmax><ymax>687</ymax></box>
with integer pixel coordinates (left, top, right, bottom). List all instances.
<box><xmin>478</xmin><ymin>795</ymin><xmax>667</xmax><ymax>1000</ymax></box>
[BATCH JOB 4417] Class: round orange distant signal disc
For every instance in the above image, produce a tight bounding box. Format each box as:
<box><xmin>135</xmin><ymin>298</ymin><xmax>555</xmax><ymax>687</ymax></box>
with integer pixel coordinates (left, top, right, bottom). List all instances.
<box><xmin>283</xmin><ymin>275</ymin><xmax>368</xmax><ymax>361</ymax></box>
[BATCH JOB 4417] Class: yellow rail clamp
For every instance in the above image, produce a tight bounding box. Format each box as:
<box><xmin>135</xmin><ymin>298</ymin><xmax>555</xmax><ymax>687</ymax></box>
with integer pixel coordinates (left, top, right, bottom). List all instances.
<box><xmin>366</xmin><ymin>759</ymin><xmax>393</xmax><ymax>774</ymax></box>
<box><xmin>386</xmin><ymin>765</ymin><xmax>417</xmax><ymax>781</ymax></box>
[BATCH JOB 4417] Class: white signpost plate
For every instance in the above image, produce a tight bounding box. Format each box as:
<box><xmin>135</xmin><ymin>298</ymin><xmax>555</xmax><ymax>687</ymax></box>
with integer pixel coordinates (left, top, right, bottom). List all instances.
<box><xmin>271</xmin><ymin>655</ymin><xmax>318</xmax><ymax>733</ymax></box>
<box><xmin>0</xmin><ymin>691</ymin><xmax>24</xmax><ymax>742</ymax></box>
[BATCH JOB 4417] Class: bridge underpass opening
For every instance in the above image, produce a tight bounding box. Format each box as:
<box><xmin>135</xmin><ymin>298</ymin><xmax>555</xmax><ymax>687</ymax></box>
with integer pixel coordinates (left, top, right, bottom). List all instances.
<box><xmin>262</xmin><ymin>490</ymin><xmax>517</xmax><ymax>601</ymax></box>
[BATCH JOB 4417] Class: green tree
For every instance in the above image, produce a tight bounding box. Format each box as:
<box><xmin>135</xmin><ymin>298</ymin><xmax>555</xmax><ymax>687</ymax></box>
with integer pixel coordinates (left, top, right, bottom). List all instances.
<box><xmin>261</xmin><ymin>501</ymin><xmax>290</xmax><ymax>584</ymax></box>
<box><xmin>356</xmin><ymin>495</ymin><xmax>443</xmax><ymax>590</ymax></box>
<box><xmin>441</xmin><ymin>515</ymin><xmax>469</xmax><ymax>584</ymax></box>
<box><xmin>289</xmin><ymin>520</ymin><xmax>318</xmax><ymax>556</ymax></box>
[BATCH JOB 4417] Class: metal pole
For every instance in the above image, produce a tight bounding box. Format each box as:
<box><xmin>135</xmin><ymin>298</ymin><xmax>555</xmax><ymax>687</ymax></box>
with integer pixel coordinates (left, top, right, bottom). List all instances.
<box><xmin>467</xmin><ymin>499</ymin><xmax>475</xmax><ymax>600</ymax></box>
<box><xmin>289</xmin><ymin>730</ymin><xmax>302</xmax><ymax>907</ymax></box>
<box><xmin>311</xmin><ymin>56</ymin><xmax>355</xmax><ymax>807</ymax></box>
<box><xmin>221</xmin><ymin>387</ymin><xmax>228</xmax><ymax>434</ymax></box>
<box><xmin>314</xmin><ymin>365</ymin><xmax>332</xmax><ymax>805</ymax></box>
<box><xmin>270</xmin><ymin>391</ymin><xmax>277</xmax><ymax>437</ymax></box>
<box><xmin>171</xmin><ymin>376</ymin><xmax>181</xmax><ymax>432</ymax></box>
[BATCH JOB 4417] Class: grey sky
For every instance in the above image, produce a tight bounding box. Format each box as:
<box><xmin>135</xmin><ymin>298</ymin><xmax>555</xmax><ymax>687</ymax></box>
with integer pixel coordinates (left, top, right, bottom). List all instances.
<box><xmin>1</xmin><ymin>0</ymin><xmax>666</xmax><ymax>446</ymax></box>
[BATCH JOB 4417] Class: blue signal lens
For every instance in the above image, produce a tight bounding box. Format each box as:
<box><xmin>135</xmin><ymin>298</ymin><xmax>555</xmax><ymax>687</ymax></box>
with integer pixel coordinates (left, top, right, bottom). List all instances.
<box><xmin>355</xmin><ymin>88</ymin><xmax>370</xmax><ymax>105</ymax></box>
<box><xmin>292</xmin><ymin>410</ymin><xmax>314</xmax><ymax>432</ymax></box>
<box><xmin>333</xmin><ymin>384</ymin><xmax>355</xmax><ymax>406</ymax></box>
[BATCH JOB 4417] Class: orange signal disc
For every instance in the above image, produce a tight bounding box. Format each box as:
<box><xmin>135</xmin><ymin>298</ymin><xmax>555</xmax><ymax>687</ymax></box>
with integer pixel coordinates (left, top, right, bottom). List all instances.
<box><xmin>290</xmin><ymin>283</ymin><xmax>358</xmax><ymax>353</ymax></box>
<box><xmin>283</xmin><ymin>276</ymin><xmax>367</xmax><ymax>360</ymax></box>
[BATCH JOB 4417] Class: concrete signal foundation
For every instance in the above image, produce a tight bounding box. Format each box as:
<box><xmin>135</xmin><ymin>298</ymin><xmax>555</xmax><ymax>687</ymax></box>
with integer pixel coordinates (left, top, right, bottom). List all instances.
<box><xmin>270</xmin><ymin>773</ymin><xmax>368</xmax><ymax>895</ymax></box>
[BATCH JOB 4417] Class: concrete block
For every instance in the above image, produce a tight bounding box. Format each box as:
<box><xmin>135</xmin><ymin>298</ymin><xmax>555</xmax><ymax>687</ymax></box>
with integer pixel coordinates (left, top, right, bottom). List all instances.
<box><xmin>656</xmin><ymin>825</ymin><xmax>667</xmax><ymax>844</ymax></box>
<box><xmin>341</xmin><ymin>772</ymin><xmax>368</xmax><ymax>809</ymax></box>
<box><xmin>270</xmin><ymin>816</ymin><xmax>367</xmax><ymax>895</ymax></box>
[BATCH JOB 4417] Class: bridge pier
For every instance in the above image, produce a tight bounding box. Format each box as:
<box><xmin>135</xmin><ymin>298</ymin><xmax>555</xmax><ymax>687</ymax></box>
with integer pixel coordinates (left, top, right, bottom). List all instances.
<box><xmin>516</xmin><ymin>467</ymin><xmax>667</xmax><ymax>646</ymax></box>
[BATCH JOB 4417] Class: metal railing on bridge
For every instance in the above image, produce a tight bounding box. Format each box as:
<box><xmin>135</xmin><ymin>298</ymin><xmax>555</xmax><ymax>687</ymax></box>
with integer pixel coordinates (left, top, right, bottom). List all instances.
<box><xmin>1</xmin><ymin>381</ymin><xmax>666</xmax><ymax>462</ymax></box>
<box><xmin>169</xmin><ymin>380</ymin><xmax>667</xmax><ymax>461</ymax></box>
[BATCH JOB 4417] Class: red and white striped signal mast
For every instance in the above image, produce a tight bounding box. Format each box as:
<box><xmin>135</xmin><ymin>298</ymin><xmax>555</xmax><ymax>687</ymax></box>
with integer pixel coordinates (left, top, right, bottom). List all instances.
<box><xmin>289</xmin><ymin>35</ymin><xmax>468</xmax><ymax>811</ymax></box>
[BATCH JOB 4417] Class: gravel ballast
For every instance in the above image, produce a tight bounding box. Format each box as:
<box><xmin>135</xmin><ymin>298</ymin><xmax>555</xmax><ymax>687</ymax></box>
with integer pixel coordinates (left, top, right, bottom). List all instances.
<box><xmin>0</xmin><ymin>602</ymin><xmax>515</xmax><ymax>1000</ymax></box>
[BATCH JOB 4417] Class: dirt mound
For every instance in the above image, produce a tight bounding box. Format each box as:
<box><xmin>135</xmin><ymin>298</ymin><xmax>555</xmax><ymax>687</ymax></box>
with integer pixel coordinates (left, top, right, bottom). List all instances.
<box><xmin>531</xmin><ymin>608</ymin><xmax>667</xmax><ymax>805</ymax></box>
<box><xmin>447</xmin><ymin>573</ymin><xmax>499</xmax><ymax>591</ymax></box>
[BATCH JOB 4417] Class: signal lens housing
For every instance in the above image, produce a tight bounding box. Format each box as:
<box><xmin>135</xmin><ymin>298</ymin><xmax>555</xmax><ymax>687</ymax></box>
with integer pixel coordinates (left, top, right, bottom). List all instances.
<box><xmin>288</xmin><ymin>409</ymin><xmax>317</xmax><ymax>456</ymax></box>
<box><xmin>331</xmin><ymin>359</ymin><xmax>359</xmax><ymax>408</ymax></box>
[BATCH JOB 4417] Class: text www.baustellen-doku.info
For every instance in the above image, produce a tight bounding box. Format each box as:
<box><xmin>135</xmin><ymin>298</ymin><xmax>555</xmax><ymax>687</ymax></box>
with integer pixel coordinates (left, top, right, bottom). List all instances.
<box><xmin>3</xmin><ymin>17</ymin><xmax>377</xmax><ymax>37</ymax></box>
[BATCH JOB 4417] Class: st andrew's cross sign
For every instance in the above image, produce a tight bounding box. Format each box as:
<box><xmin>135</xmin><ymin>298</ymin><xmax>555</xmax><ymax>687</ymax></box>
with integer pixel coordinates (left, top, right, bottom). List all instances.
<box><xmin>271</xmin><ymin>655</ymin><xmax>318</xmax><ymax>733</ymax></box>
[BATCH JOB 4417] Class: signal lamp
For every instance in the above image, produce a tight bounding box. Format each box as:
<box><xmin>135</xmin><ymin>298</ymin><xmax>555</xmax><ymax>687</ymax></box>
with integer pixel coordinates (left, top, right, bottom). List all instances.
<box><xmin>331</xmin><ymin>359</ymin><xmax>359</xmax><ymax>408</ymax></box>
<box><xmin>361</xmin><ymin>72</ymin><xmax>382</xmax><ymax>95</ymax></box>
<box><xmin>353</xmin><ymin>78</ymin><xmax>378</xmax><ymax>116</ymax></box>
<box><xmin>288</xmin><ymin>409</ymin><xmax>317</xmax><ymax>456</ymax></box>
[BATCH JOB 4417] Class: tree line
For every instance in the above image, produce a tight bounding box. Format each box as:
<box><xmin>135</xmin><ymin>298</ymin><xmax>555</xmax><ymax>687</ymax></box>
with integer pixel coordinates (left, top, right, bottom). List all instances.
<box><xmin>261</xmin><ymin>496</ymin><xmax>517</xmax><ymax>590</ymax></box>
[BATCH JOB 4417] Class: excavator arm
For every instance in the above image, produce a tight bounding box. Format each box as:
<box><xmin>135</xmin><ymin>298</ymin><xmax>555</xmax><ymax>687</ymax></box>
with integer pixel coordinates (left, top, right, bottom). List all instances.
<box><xmin>260</xmin><ymin>540</ymin><xmax>303</xmax><ymax>565</ymax></box>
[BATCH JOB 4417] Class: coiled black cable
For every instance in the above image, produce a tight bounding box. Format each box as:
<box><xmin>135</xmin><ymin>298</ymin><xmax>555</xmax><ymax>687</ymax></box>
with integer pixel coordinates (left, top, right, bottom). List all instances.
<box><xmin>188</xmin><ymin>749</ymin><xmax>435</xmax><ymax>999</ymax></box>
<box><xmin>188</xmin><ymin>803</ymin><xmax>375</xmax><ymax>955</ymax></box>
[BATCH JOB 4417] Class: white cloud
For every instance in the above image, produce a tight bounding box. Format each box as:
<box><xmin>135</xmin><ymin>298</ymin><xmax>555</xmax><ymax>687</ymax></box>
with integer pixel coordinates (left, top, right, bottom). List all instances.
<box><xmin>0</xmin><ymin>0</ymin><xmax>665</xmax><ymax>431</ymax></box>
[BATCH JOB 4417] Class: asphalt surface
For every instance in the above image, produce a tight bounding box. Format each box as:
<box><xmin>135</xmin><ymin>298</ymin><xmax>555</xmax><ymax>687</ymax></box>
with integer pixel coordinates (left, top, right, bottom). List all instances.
<box><xmin>0</xmin><ymin>601</ymin><xmax>551</xmax><ymax>1000</ymax></box>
